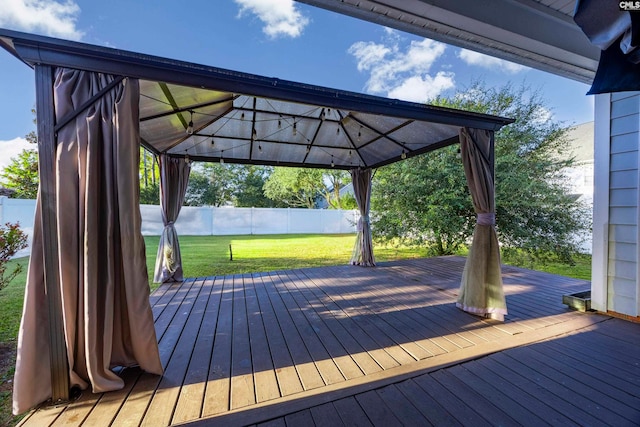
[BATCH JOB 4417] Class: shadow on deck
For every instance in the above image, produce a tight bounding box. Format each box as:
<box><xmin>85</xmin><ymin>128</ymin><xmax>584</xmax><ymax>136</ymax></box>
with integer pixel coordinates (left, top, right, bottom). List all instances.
<box><xmin>19</xmin><ymin>256</ymin><xmax>640</xmax><ymax>426</ymax></box>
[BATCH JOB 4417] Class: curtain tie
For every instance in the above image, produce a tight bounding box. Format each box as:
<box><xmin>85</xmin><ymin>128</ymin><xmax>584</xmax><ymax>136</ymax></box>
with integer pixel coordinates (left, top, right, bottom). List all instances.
<box><xmin>357</xmin><ymin>214</ymin><xmax>370</xmax><ymax>232</ymax></box>
<box><xmin>166</xmin><ymin>221</ymin><xmax>175</xmax><ymax>227</ymax></box>
<box><xmin>477</xmin><ymin>213</ymin><xmax>495</xmax><ymax>226</ymax></box>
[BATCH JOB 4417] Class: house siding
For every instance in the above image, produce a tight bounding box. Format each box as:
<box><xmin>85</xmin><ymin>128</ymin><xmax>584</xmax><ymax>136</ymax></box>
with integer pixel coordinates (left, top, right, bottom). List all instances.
<box><xmin>606</xmin><ymin>92</ymin><xmax>640</xmax><ymax>316</ymax></box>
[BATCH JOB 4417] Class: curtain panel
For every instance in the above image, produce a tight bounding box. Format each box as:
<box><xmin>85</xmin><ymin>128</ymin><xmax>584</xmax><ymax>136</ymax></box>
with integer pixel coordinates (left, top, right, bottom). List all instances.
<box><xmin>349</xmin><ymin>168</ymin><xmax>376</xmax><ymax>267</ymax></box>
<box><xmin>13</xmin><ymin>69</ymin><xmax>163</xmax><ymax>414</ymax></box>
<box><xmin>153</xmin><ymin>154</ymin><xmax>190</xmax><ymax>283</ymax></box>
<box><xmin>456</xmin><ymin>127</ymin><xmax>507</xmax><ymax>320</ymax></box>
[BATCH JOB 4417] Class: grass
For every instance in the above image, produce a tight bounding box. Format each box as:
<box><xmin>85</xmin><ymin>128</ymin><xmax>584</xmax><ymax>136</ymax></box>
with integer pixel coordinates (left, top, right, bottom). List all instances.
<box><xmin>0</xmin><ymin>233</ymin><xmax>592</xmax><ymax>425</ymax></box>
<box><xmin>0</xmin><ymin>258</ymin><xmax>27</xmax><ymax>427</ymax></box>
<box><xmin>501</xmin><ymin>251</ymin><xmax>592</xmax><ymax>281</ymax></box>
<box><xmin>0</xmin><ymin>259</ymin><xmax>28</xmax><ymax>345</ymax></box>
<box><xmin>144</xmin><ymin>234</ymin><xmax>431</xmax><ymax>290</ymax></box>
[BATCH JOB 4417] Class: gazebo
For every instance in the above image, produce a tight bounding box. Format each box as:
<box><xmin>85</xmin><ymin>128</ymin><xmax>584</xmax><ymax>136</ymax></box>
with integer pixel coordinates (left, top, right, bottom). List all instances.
<box><xmin>0</xmin><ymin>28</ymin><xmax>513</xmax><ymax>414</ymax></box>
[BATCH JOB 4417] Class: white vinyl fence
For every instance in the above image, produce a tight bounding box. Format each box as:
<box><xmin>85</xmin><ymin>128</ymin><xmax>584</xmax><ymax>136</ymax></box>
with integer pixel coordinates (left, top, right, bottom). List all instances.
<box><xmin>1</xmin><ymin>197</ymin><xmax>358</xmax><ymax>258</ymax></box>
<box><xmin>138</xmin><ymin>205</ymin><xmax>358</xmax><ymax>235</ymax></box>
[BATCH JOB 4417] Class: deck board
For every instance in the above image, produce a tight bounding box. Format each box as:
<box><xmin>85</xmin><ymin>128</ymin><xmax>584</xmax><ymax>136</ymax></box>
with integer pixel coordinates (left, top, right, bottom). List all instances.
<box><xmin>354</xmin><ymin>389</ymin><xmax>403</xmax><ymax>426</ymax></box>
<box><xmin>412</xmin><ymin>373</ymin><xmax>491</xmax><ymax>426</ymax></box>
<box><xmin>349</xmin><ymin>269</ymin><xmax>478</xmax><ymax>352</ymax></box>
<box><xmin>202</xmin><ymin>275</ymin><xmax>234</xmax><ymax>417</ymax></box>
<box><xmin>271</xmin><ymin>271</ymin><xmax>345</xmax><ymax>385</ymax></box>
<box><xmin>309</xmin><ymin>402</ymin><xmax>346</xmax><ymax>427</ymax></box>
<box><xmin>279</xmin><ymin>270</ymin><xmax>364</xmax><ymax>381</ymax></box>
<box><xmin>532</xmin><ymin>340</ymin><xmax>640</xmax><ymax>401</ymax></box>
<box><xmin>294</xmin><ymin>270</ymin><xmax>399</xmax><ymax>371</ymax></box>
<box><xmin>243</xmin><ymin>275</ymin><xmax>280</xmax><ymax>404</ymax></box>
<box><xmin>446</xmin><ymin>363</ymin><xmax>547</xmax><ymax>426</ymax></box>
<box><xmin>260</xmin><ymin>272</ymin><xmax>325</xmax><ymax>390</ymax></box>
<box><xmin>230</xmin><ymin>275</ymin><xmax>256</xmax><ymax>410</ymax></box>
<box><xmin>490</xmin><ymin>352</ymin><xmax>610</xmax><ymax>426</ymax></box>
<box><xmin>251</xmin><ymin>273</ymin><xmax>304</xmax><ymax>397</ymax></box>
<box><xmin>507</xmin><ymin>346</ymin><xmax>640</xmax><ymax>424</ymax></box>
<box><xmin>20</xmin><ymin>256</ymin><xmax>640</xmax><ymax>427</ymax></box>
<box><xmin>471</xmin><ymin>357</ymin><xmax>581</xmax><ymax>426</ymax></box>
<box><xmin>142</xmin><ymin>278</ymin><xmax>209</xmax><ymax>427</ymax></box>
<box><xmin>431</xmin><ymin>369</ymin><xmax>518</xmax><ymax>426</ymax></box>
<box><xmin>172</xmin><ymin>277</ymin><xmax>222</xmax><ymax>423</ymax></box>
<box><xmin>394</xmin><ymin>378</ymin><xmax>458</xmax><ymax>426</ymax></box>
<box><xmin>303</xmin><ymin>267</ymin><xmax>419</xmax><ymax>365</ymax></box>
<box><xmin>283</xmin><ymin>409</ymin><xmax>315</xmax><ymax>426</ymax></box>
<box><xmin>331</xmin><ymin>396</ymin><xmax>373</xmax><ymax>427</ymax></box>
<box><xmin>288</xmin><ymin>269</ymin><xmax>384</xmax><ymax>376</ymax></box>
<box><xmin>374</xmin><ymin>384</ymin><xmax>430</xmax><ymax>425</ymax></box>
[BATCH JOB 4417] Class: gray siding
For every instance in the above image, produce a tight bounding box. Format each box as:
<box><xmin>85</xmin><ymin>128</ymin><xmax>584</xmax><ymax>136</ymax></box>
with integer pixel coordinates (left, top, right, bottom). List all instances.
<box><xmin>608</xmin><ymin>93</ymin><xmax>640</xmax><ymax>316</ymax></box>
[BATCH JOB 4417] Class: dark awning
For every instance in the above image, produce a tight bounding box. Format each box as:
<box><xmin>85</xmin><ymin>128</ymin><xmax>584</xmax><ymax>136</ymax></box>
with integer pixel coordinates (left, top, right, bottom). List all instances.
<box><xmin>0</xmin><ymin>28</ymin><xmax>513</xmax><ymax>170</ymax></box>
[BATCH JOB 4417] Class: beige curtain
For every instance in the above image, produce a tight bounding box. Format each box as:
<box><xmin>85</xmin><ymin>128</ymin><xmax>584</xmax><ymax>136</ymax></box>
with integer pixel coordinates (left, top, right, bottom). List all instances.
<box><xmin>153</xmin><ymin>154</ymin><xmax>190</xmax><ymax>283</ymax></box>
<box><xmin>13</xmin><ymin>69</ymin><xmax>163</xmax><ymax>415</ymax></box>
<box><xmin>350</xmin><ymin>168</ymin><xmax>376</xmax><ymax>266</ymax></box>
<box><xmin>456</xmin><ymin>127</ymin><xmax>507</xmax><ymax>320</ymax></box>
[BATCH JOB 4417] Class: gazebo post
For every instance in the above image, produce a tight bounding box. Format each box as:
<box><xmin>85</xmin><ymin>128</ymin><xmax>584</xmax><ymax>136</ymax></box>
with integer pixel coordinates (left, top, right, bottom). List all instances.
<box><xmin>35</xmin><ymin>64</ymin><xmax>70</xmax><ymax>403</ymax></box>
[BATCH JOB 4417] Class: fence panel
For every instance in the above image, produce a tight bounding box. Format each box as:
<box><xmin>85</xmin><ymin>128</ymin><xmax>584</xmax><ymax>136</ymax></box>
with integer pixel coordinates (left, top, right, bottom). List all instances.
<box><xmin>212</xmin><ymin>208</ymin><xmax>253</xmax><ymax>235</ymax></box>
<box><xmin>1</xmin><ymin>197</ymin><xmax>358</xmax><ymax>258</ymax></box>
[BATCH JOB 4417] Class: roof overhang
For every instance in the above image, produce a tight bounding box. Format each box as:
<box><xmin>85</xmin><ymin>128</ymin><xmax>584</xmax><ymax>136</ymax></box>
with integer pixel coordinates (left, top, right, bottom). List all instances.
<box><xmin>297</xmin><ymin>0</ymin><xmax>599</xmax><ymax>84</ymax></box>
<box><xmin>0</xmin><ymin>28</ymin><xmax>513</xmax><ymax>170</ymax></box>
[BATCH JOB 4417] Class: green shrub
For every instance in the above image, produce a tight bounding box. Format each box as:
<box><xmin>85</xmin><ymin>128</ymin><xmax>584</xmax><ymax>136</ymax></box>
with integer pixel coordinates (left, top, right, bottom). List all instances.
<box><xmin>0</xmin><ymin>223</ymin><xmax>28</xmax><ymax>292</ymax></box>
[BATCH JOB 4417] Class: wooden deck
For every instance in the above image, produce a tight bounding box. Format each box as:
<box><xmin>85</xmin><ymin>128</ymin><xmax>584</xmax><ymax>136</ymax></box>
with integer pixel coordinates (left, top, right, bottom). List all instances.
<box><xmin>19</xmin><ymin>257</ymin><xmax>640</xmax><ymax>426</ymax></box>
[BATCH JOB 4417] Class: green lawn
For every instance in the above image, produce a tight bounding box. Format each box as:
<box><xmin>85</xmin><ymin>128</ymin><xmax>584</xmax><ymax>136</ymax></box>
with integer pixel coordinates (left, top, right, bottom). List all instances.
<box><xmin>501</xmin><ymin>251</ymin><xmax>592</xmax><ymax>281</ymax></box>
<box><xmin>0</xmin><ymin>259</ymin><xmax>28</xmax><ymax>344</ymax></box>
<box><xmin>144</xmin><ymin>234</ymin><xmax>431</xmax><ymax>290</ymax></box>
<box><xmin>0</xmin><ymin>234</ymin><xmax>592</xmax><ymax>426</ymax></box>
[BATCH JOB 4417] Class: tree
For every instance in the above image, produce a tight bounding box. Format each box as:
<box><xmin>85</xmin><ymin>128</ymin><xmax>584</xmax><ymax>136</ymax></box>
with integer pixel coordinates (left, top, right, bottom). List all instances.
<box><xmin>373</xmin><ymin>147</ymin><xmax>473</xmax><ymax>255</ymax></box>
<box><xmin>184</xmin><ymin>162</ymin><xmax>237</xmax><ymax>206</ymax></box>
<box><xmin>0</xmin><ymin>222</ymin><xmax>28</xmax><ymax>291</ymax></box>
<box><xmin>139</xmin><ymin>147</ymin><xmax>160</xmax><ymax>204</ymax></box>
<box><xmin>263</xmin><ymin>167</ymin><xmax>356</xmax><ymax>209</ymax></box>
<box><xmin>139</xmin><ymin>181</ymin><xmax>160</xmax><ymax>205</ymax></box>
<box><xmin>263</xmin><ymin>167</ymin><xmax>324</xmax><ymax>208</ymax></box>
<box><xmin>322</xmin><ymin>170</ymin><xmax>357</xmax><ymax>209</ymax></box>
<box><xmin>1</xmin><ymin>109</ymin><xmax>38</xmax><ymax>198</ymax></box>
<box><xmin>234</xmin><ymin>165</ymin><xmax>277</xmax><ymax>207</ymax></box>
<box><xmin>372</xmin><ymin>82</ymin><xmax>590</xmax><ymax>262</ymax></box>
<box><xmin>0</xmin><ymin>149</ymin><xmax>39</xmax><ymax>199</ymax></box>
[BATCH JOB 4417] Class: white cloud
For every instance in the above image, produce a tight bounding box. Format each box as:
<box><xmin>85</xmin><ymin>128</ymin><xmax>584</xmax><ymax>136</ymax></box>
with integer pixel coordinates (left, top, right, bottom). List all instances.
<box><xmin>0</xmin><ymin>0</ymin><xmax>83</xmax><ymax>40</ymax></box>
<box><xmin>388</xmin><ymin>72</ymin><xmax>455</xmax><ymax>103</ymax></box>
<box><xmin>234</xmin><ymin>0</ymin><xmax>309</xmax><ymax>38</ymax></box>
<box><xmin>348</xmin><ymin>33</ymin><xmax>452</xmax><ymax>102</ymax></box>
<box><xmin>458</xmin><ymin>49</ymin><xmax>527</xmax><ymax>73</ymax></box>
<box><xmin>0</xmin><ymin>137</ymin><xmax>34</xmax><ymax>175</ymax></box>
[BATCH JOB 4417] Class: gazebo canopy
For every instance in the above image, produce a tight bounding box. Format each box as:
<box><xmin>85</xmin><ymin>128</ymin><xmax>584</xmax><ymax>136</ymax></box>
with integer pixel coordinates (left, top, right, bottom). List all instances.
<box><xmin>2</xmin><ymin>28</ymin><xmax>516</xmax><ymax>414</ymax></box>
<box><xmin>0</xmin><ymin>29</ymin><xmax>512</xmax><ymax>169</ymax></box>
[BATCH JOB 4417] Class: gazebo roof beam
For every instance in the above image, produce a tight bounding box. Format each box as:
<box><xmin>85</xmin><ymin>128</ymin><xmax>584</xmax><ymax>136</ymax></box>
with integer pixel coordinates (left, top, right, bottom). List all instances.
<box><xmin>348</xmin><ymin>114</ymin><xmax>415</xmax><ymax>152</ymax></box>
<box><xmin>337</xmin><ymin>110</ymin><xmax>369</xmax><ymax>168</ymax></box>
<box><xmin>2</xmin><ymin>29</ymin><xmax>512</xmax><ymax>131</ymax></box>
<box><xmin>140</xmin><ymin>94</ymin><xmax>238</xmax><ymax>122</ymax></box>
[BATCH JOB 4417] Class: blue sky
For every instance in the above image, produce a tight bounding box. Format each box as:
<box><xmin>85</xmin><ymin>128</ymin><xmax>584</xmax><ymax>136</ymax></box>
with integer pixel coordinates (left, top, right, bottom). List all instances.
<box><xmin>0</xmin><ymin>0</ymin><xmax>593</xmax><ymax>171</ymax></box>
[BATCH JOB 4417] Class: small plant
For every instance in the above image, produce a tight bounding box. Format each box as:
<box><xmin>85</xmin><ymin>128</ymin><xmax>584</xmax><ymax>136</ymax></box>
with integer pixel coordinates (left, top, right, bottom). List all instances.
<box><xmin>0</xmin><ymin>222</ymin><xmax>28</xmax><ymax>292</ymax></box>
